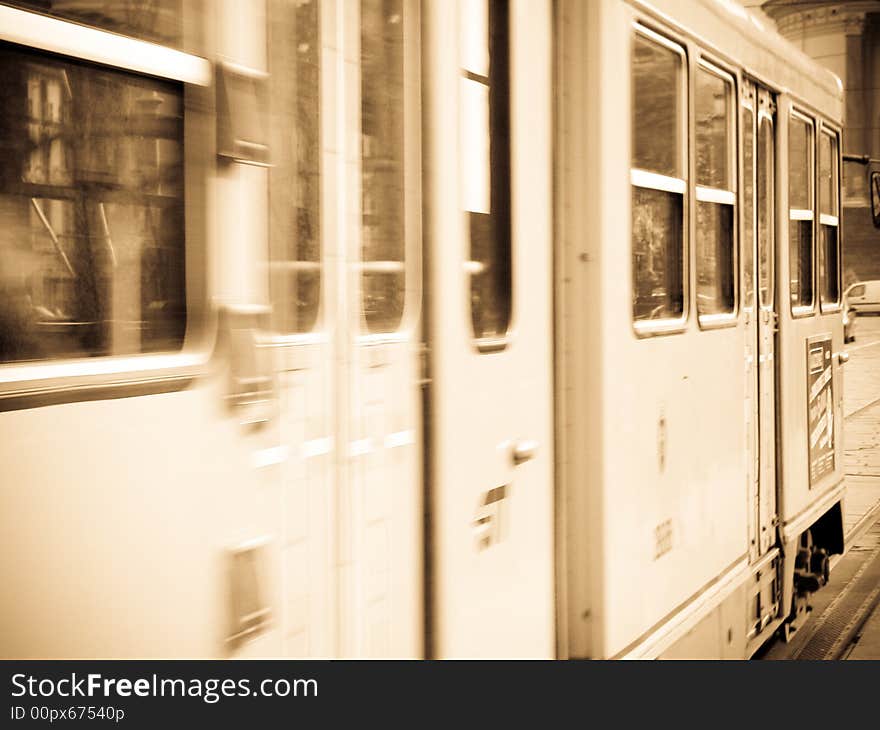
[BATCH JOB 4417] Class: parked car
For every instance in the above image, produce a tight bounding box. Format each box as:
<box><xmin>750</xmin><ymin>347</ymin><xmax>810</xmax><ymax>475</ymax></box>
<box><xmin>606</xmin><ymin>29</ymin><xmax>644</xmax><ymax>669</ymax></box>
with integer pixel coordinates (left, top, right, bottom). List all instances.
<box><xmin>843</xmin><ymin>280</ymin><xmax>880</xmax><ymax>314</ymax></box>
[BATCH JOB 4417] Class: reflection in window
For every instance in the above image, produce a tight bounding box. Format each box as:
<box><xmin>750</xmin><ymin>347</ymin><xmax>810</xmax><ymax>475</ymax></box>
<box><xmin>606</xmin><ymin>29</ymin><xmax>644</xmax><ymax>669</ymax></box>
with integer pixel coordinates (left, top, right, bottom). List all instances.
<box><xmin>695</xmin><ymin>66</ymin><xmax>734</xmax><ymax>318</ymax></box>
<box><xmin>461</xmin><ymin>0</ymin><xmax>511</xmax><ymax>341</ymax></box>
<box><xmin>742</xmin><ymin>103</ymin><xmax>755</xmax><ymax>309</ymax></box>
<box><xmin>631</xmin><ymin>31</ymin><xmax>685</xmax><ymax>324</ymax></box>
<box><xmin>0</xmin><ymin>45</ymin><xmax>185</xmax><ymax>365</ymax></box>
<box><xmin>819</xmin><ymin>130</ymin><xmax>839</xmax><ymax>307</ymax></box>
<box><xmin>361</xmin><ymin>0</ymin><xmax>406</xmax><ymax>334</ymax></box>
<box><xmin>5</xmin><ymin>0</ymin><xmax>200</xmax><ymax>52</ymax></box>
<box><xmin>632</xmin><ymin>187</ymin><xmax>684</xmax><ymax>320</ymax></box>
<box><xmin>268</xmin><ymin>0</ymin><xmax>321</xmax><ymax>333</ymax></box>
<box><xmin>632</xmin><ymin>36</ymin><xmax>681</xmax><ymax>178</ymax></box>
<box><xmin>789</xmin><ymin>114</ymin><xmax>813</xmax><ymax>309</ymax></box>
<box><xmin>757</xmin><ymin>117</ymin><xmax>774</xmax><ymax>309</ymax></box>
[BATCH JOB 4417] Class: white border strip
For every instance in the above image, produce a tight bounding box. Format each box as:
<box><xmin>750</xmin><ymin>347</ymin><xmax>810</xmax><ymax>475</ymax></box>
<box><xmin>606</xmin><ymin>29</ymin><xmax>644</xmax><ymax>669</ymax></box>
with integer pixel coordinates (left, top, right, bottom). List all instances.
<box><xmin>384</xmin><ymin>429</ymin><xmax>415</xmax><ymax>449</ymax></box>
<box><xmin>0</xmin><ymin>351</ymin><xmax>207</xmax><ymax>387</ymax></box>
<box><xmin>253</xmin><ymin>445</ymin><xmax>289</xmax><ymax>469</ymax></box>
<box><xmin>790</xmin><ymin>208</ymin><xmax>814</xmax><ymax>221</ymax></box>
<box><xmin>0</xmin><ymin>4</ymin><xmax>211</xmax><ymax>86</ymax></box>
<box><xmin>820</xmin><ymin>213</ymin><xmax>839</xmax><ymax>227</ymax></box>
<box><xmin>631</xmin><ymin>169</ymin><xmax>686</xmax><ymax>195</ymax></box>
<box><xmin>696</xmin><ymin>186</ymin><xmax>735</xmax><ymax>205</ymax></box>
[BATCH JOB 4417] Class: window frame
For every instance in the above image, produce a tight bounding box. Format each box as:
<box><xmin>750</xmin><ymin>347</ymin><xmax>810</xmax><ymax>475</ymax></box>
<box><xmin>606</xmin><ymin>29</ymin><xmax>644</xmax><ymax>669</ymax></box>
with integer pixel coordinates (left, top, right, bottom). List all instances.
<box><xmin>630</xmin><ymin>24</ymin><xmax>689</xmax><ymax>338</ymax></box>
<box><xmin>788</xmin><ymin>107</ymin><xmax>816</xmax><ymax>318</ymax></box>
<box><xmin>694</xmin><ymin>56</ymin><xmax>738</xmax><ymax>330</ymax></box>
<box><xmin>817</xmin><ymin>121</ymin><xmax>841</xmax><ymax>313</ymax></box>
<box><xmin>0</xmin><ymin>12</ymin><xmax>211</xmax><ymax>407</ymax></box>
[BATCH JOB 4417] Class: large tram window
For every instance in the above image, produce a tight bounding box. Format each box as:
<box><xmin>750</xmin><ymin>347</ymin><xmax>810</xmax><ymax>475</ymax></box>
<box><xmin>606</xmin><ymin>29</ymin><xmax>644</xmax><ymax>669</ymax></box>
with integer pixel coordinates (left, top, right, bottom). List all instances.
<box><xmin>757</xmin><ymin>117</ymin><xmax>775</xmax><ymax>308</ymax></box>
<box><xmin>789</xmin><ymin>113</ymin><xmax>814</xmax><ymax>311</ymax></box>
<box><xmin>631</xmin><ymin>31</ymin><xmax>686</xmax><ymax>326</ymax></box>
<box><xmin>742</xmin><ymin>103</ymin><xmax>755</xmax><ymax>310</ymax></box>
<box><xmin>268</xmin><ymin>0</ymin><xmax>321</xmax><ymax>334</ymax></box>
<box><xmin>818</xmin><ymin>129</ymin><xmax>840</xmax><ymax>308</ymax></box>
<box><xmin>361</xmin><ymin>0</ymin><xmax>407</xmax><ymax>334</ymax></box>
<box><xmin>0</xmin><ymin>45</ymin><xmax>185</xmax><ymax>365</ymax></box>
<box><xmin>695</xmin><ymin>65</ymin><xmax>735</xmax><ymax>319</ymax></box>
<box><xmin>461</xmin><ymin>0</ymin><xmax>512</xmax><ymax>342</ymax></box>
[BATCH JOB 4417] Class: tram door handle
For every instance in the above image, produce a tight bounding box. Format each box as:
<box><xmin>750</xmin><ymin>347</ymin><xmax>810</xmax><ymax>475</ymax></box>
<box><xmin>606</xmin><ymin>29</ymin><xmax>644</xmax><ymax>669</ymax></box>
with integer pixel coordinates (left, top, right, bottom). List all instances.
<box><xmin>217</xmin><ymin>304</ymin><xmax>277</xmax><ymax>430</ymax></box>
<box><xmin>512</xmin><ymin>439</ymin><xmax>538</xmax><ymax>466</ymax></box>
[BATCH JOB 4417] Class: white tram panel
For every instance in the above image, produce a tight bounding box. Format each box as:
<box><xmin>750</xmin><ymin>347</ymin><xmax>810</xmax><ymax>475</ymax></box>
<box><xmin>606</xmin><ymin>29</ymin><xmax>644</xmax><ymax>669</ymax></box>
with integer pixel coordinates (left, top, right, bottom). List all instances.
<box><xmin>0</xmin><ymin>2</ymin><xmax>284</xmax><ymax>657</ymax></box>
<box><xmin>424</xmin><ymin>0</ymin><xmax>556</xmax><ymax>658</ymax></box>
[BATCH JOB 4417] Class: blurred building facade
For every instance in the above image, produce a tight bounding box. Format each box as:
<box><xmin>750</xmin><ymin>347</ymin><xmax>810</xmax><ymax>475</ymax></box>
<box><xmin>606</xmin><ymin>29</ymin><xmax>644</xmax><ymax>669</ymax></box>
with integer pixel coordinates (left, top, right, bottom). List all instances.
<box><xmin>755</xmin><ymin>0</ymin><xmax>880</xmax><ymax>286</ymax></box>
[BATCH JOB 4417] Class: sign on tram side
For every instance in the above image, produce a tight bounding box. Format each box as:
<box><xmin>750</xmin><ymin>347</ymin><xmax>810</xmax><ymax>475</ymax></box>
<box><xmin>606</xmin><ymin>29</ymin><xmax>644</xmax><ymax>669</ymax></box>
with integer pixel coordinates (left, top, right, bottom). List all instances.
<box><xmin>807</xmin><ymin>335</ymin><xmax>835</xmax><ymax>486</ymax></box>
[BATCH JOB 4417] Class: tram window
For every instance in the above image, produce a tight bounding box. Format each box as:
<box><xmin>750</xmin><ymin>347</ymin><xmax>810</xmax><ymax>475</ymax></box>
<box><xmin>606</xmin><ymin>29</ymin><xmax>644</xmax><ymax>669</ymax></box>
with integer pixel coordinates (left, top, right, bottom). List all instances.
<box><xmin>695</xmin><ymin>65</ymin><xmax>735</xmax><ymax>319</ymax></box>
<box><xmin>818</xmin><ymin>129</ymin><xmax>840</xmax><ymax>308</ymax></box>
<box><xmin>4</xmin><ymin>1</ymin><xmax>204</xmax><ymax>54</ymax></box>
<box><xmin>757</xmin><ymin>116</ymin><xmax>774</xmax><ymax>308</ymax></box>
<box><xmin>268</xmin><ymin>0</ymin><xmax>321</xmax><ymax>334</ymax></box>
<box><xmin>461</xmin><ymin>0</ymin><xmax>512</xmax><ymax>342</ymax></box>
<box><xmin>789</xmin><ymin>113</ymin><xmax>814</xmax><ymax>310</ymax></box>
<box><xmin>631</xmin><ymin>31</ymin><xmax>686</xmax><ymax>325</ymax></box>
<box><xmin>0</xmin><ymin>45</ymin><xmax>185</xmax><ymax>365</ymax></box>
<box><xmin>742</xmin><ymin>103</ymin><xmax>755</xmax><ymax>310</ymax></box>
<box><xmin>361</xmin><ymin>0</ymin><xmax>407</xmax><ymax>334</ymax></box>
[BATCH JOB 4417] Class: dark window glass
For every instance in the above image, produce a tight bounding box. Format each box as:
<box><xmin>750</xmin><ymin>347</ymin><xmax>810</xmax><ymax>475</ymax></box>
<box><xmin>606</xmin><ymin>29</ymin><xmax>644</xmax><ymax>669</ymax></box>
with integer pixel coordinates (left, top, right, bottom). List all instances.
<box><xmin>361</xmin><ymin>0</ymin><xmax>406</xmax><ymax>334</ymax></box>
<box><xmin>696</xmin><ymin>201</ymin><xmax>735</xmax><ymax>315</ymax></box>
<box><xmin>0</xmin><ymin>44</ymin><xmax>185</xmax><ymax>364</ymax></box>
<box><xmin>819</xmin><ymin>131</ymin><xmax>839</xmax><ymax>307</ymax></box>
<box><xmin>462</xmin><ymin>0</ymin><xmax>511</xmax><ymax>341</ymax></box>
<box><xmin>789</xmin><ymin>221</ymin><xmax>813</xmax><ymax>307</ymax></box>
<box><xmin>695</xmin><ymin>69</ymin><xmax>729</xmax><ymax>189</ymax></box>
<box><xmin>820</xmin><ymin>226</ymin><xmax>839</xmax><ymax>306</ymax></box>
<box><xmin>632</xmin><ymin>187</ymin><xmax>684</xmax><ymax>321</ymax></box>
<box><xmin>695</xmin><ymin>66</ymin><xmax>734</xmax><ymax>318</ymax></box>
<box><xmin>789</xmin><ymin>115</ymin><xmax>811</xmax><ymax>210</ymax></box>
<box><xmin>819</xmin><ymin>131</ymin><xmax>836</xmax><ymax>217</ymax></box>
<box><xmin>789</xmin><ymin>113</ymin><xmax>813</xmax><ymax>309</ymax></box>
<box><xmin>742</xmin><ymin>104</ymin><xmax>755</xmax><ymax>309</ymax></box>
<box><xmin>757</xmin><ymin>117</ymin><xmax>774</xmax><ymax>308</ymax></box>
<box><xmin>632</xmin><ymin>34</ymin><xmax>681</xmax><ymax>177</ymax></box>
<box><xmin>268</xmin><ymin>0</ymin><xmax>321</xmax><ymax>333</ymax></box>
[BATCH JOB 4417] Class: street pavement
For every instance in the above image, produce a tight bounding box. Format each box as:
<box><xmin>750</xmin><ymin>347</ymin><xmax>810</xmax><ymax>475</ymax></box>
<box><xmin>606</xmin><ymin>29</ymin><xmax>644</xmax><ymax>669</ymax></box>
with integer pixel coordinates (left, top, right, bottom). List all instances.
<box><xmin>842</xmin><ymin>314</ymin><xmax>880</xmax><ymax>544</ymax></box>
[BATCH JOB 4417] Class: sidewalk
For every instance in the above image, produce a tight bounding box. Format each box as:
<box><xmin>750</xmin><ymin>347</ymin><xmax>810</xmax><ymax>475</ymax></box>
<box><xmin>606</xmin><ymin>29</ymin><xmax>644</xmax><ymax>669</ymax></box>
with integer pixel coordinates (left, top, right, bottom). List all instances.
<box><xmin>842</xmin><ymin>316</ymin><xmax>880</xmax><ymax>548</ymax></box>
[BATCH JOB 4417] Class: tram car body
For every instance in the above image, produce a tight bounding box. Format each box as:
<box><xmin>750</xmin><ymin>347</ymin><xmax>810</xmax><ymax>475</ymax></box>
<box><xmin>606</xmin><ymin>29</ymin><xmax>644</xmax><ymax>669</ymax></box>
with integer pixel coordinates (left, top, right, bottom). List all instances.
<box><xmin>0</xmin><ymin>0</ymin><xmax>845</xmax><ymax>659</ymax></box>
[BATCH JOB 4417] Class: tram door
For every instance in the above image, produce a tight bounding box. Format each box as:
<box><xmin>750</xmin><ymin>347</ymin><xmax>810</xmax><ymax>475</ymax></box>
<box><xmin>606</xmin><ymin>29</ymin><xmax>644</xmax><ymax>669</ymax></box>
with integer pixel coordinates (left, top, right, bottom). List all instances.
<box><xmin>424</xmin><ymin>0</ymin><xmax>555</xmax><ymax>657</ymax></box>
<box><xmin>264</xmin><ymin>0</ymin><xmax>422</xmax><ymax>658</ymax></box>
<box><xmin>753</xmin><ymin>85</ymin><xmax>779</xmax><ymax>557</ymax></box>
